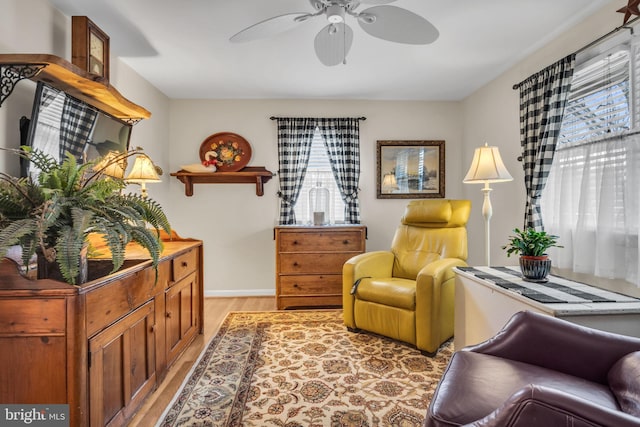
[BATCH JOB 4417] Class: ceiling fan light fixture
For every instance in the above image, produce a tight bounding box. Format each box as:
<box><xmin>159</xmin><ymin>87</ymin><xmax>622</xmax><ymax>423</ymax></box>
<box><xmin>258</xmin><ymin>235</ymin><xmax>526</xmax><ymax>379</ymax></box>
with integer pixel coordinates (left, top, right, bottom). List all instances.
<box><xmin>327</xmin><ymin>5</ymin><xmax>345</xmax><ymax>23</ymax></box>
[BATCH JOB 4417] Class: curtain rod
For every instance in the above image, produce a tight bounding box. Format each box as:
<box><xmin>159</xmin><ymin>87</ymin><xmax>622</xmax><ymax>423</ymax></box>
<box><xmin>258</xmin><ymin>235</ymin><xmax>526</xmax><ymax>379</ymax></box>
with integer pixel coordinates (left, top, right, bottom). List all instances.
<box><xmin>512</xmin><ymin>17</ymin><xmax>639</xmax><ymax>90</ymax></box>
<box><xmin>270</xmin><ymin>116</ymin><xmax>366</xmax><ymax>120</ymax></box>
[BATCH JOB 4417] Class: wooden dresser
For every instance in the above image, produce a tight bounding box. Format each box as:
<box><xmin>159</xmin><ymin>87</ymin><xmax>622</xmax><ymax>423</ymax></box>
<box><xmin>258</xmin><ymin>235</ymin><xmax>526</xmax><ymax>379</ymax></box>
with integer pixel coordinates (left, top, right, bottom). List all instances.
<box><xmin>0</xmin><ymin>233</ymin><xmax>203</xmax><ymax>427</ymax></box>
<box><xmin>274</xmin><ymin>225</ymin><xmax>366</xmax><ymax>309</ymax></box>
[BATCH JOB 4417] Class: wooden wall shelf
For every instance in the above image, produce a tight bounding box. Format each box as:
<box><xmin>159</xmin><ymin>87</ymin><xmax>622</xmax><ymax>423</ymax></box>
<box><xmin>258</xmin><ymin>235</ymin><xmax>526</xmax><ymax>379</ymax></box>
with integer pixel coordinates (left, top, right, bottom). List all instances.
<box><xmin>171</xmin><ymin>166</ymin><xmax>274</xmax><ymax>196</ymax></box>
<box><xmin>0</xmin><ymin>53</ymin><xmax>151</xmax><ymax>121</ymax></box>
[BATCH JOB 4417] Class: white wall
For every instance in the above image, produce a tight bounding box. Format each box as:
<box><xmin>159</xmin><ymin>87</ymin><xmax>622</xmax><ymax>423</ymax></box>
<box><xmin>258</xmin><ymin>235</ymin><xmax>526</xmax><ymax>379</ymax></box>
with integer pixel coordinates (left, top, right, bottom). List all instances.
<box><xmin>168</xmin><ymin>100</ymin><xmax>464</xmax><ymax>295</ymax></box>
<box><xmin>461</xmin><ymin>0</ymin><xmax>624</xmax><ymax>267</ymax></box>
<box><xmin>1</xmin><ymin>0</ymin><xmax>625</xmax><ymax>295</ymax></box>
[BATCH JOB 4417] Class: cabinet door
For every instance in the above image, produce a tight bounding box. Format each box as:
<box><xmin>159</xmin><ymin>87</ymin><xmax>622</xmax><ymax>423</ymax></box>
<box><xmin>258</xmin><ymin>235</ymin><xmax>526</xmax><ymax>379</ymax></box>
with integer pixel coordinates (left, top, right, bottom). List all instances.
<box><xmin>165</xmin><ymin>271</ymin><xmax>199</xmax><ymax>366</ymax></box>
<box><xmin>0</xmin><ymin>297</ymin><xmax>68</xmax><ymax>404</ymax></box>
<box><xmin>88</xmin><ymin>300</ymin><xmax>156</xmax><ymax>427</ymax></box>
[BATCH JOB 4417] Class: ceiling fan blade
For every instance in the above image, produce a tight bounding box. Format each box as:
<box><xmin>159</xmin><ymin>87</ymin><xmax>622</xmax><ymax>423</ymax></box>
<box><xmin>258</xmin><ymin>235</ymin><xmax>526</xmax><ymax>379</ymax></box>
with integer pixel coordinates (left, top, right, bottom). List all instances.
<box><xmin>308</xmin><ymin>0</ymin><xmax>326</xmax><ymax>10</ymax></box>
<box><xmin>230</xmin><ymin>13</ymin><xmax>309</xmax><ymax>43</ymax></box>
<box><xmin>358</xmin><ymin>0</ymin><xmax>397</xmax><ymax>4</ymax></box>
<box><xmin>314</xmin><ymin>23</ymin><xmax>354</xmax><ymax>66</ymax></box>
<box><xmin>358</xmin><ymin>5</ymin><xmax>439</xmax><ymax>45</ymax></box>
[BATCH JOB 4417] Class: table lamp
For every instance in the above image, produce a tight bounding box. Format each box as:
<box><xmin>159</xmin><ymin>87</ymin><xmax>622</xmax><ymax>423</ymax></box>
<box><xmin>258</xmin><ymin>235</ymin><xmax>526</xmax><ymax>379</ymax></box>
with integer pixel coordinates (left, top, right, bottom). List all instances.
<box><xmin>463</xmin><ymin>143</ymin><xmax>513</xmax><ymax>266</ymax></box>
<box><xmin>93</xmin><ymin>151</ymin><xmax>126</xmax><ymax>179</ymax></box>
<box><xmin>382</xmin><ymin>172</ymin><xmax>398</xmax><ymax>192</ymax></box>
<box><xmin>125</xmin><ymin>154</ymin><xmax>161</xmax><ymax>198</ymax></box>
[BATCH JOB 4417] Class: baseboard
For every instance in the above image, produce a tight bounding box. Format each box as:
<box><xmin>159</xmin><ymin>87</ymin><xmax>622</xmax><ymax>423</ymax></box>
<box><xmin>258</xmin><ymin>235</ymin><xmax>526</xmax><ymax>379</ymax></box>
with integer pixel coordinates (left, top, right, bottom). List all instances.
<box><xmin>204</xmin><ymin>289</ymin><xmax>276</xmax><ymax>297</ymax></box>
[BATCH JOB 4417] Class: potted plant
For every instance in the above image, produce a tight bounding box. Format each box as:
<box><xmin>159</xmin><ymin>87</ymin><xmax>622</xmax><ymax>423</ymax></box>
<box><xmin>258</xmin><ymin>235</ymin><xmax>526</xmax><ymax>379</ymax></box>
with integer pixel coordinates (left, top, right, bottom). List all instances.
<box><xmin>502</xmin><ymin>227</ymin><xmax>562</xmax><ymax>281</ymax></box>
<box><xmin>0</xmin><ymin>147</ymin><xmax>171</xmax><ymax>285</ymax></box>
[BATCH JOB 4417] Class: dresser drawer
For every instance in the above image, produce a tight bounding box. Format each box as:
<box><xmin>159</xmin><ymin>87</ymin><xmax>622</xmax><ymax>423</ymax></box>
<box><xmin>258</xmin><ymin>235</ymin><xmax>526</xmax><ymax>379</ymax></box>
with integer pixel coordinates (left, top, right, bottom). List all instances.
<box><xmin>279</xmin><ymin>252</ymin><xmax>357</xmax><ymax>274</ymax></box>
<box><xmin>86</xmin><ymin>267</ymin><xmax>159</xmax><ymax>337</ymax></box>
<box><xmin>279</xmin><ymin>231</ymin><xmax>364</xmax><ymax>252</ymax></box>
<box><xmin>0</xmin><ymin>298</ymin><xmax>66</xmax><ymax>335</ymax></box>
<box><xmin>279</xmin><ymin>275</ymin><xmax>342</xmax><ymax>296</ymax></box>
<box><xmin>172</xmin><ymin>248</ymin><xmax>198</xmax><ymax>283</ymax></box>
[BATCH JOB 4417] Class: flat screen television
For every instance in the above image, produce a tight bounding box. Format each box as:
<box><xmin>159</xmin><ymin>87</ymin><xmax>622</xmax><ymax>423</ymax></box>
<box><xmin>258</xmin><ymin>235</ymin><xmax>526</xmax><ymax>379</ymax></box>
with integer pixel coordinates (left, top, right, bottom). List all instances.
<box><xmin>22</xmin><ymin>81</ymin><xmax>132</xmax><ymax>177</ymax></box>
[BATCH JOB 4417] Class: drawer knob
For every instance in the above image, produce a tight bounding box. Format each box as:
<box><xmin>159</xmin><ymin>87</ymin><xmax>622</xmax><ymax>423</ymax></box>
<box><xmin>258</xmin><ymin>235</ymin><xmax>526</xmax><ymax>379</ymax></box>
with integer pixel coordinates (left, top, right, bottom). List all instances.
<box><xmin>292</xmin><ymin>240</ymin><xmax>299</xmax><ymax>245</ymax></box>
<box><xmin>166</xmin><ymin>311</ymin><xmax>172</xmax><ymax>319</ymax></box>
<box><xmin>182</xmin><ymin>261</ymin><xmax>188</xmax><ymax>267</ymax></box>
<box><xmin>343</xmin><ymin>240</ymin><xmax>350</xmax><ymax>244</ymax></box>
<box><xmin>293</xmin><ymin>262</ymin><xmax>299</xmax><ymax>267</ymax></box>
<box><xmin>293</xmin><ymin>283</ymin><xmax>299</xmax><ymax>288</ymax></box>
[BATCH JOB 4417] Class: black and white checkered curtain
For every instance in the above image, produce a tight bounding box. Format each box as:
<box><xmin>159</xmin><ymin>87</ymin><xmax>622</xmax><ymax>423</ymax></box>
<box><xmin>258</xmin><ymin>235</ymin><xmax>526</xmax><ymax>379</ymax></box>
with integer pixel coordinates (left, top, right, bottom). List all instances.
<box><xmin>316</xmin><ymin>118</ymin><xmax>361</xmax><ymax>223</ymax></box>
<box><xmin>39</xmin><ymin>83</ymin><xmax>59</xmax><ymax>109</ymax></box>
<box><xmin>517</xmin><ymin>54</ymin><xmax>575</xmax><ymax>230</ymax></box>
<box><xmin>60</xmin><ymin>96</ymin><xmax>98</xmax><ymax>162</ymax></box>
<box><xmin>276</xmin><ymin>118</ymin><xmax>316</xmax><ymax>224</ymax></box>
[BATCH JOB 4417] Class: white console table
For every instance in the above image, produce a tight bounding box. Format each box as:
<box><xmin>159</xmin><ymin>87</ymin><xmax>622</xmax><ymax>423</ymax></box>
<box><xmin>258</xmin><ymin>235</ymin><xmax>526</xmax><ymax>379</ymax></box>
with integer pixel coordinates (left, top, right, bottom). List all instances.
<box><xmin>454</xmin><ymin>266</ymin><xmax>640</xmax><ymax>350</ymax></box>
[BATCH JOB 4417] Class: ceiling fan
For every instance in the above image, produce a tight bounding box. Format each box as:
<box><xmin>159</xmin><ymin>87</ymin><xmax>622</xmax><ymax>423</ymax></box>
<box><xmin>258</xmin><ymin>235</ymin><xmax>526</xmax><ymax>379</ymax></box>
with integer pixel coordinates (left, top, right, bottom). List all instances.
<box><xmin>230</xmin><ymin>0</ymin><xmax>439</xmax><ymax>66</ymax></box>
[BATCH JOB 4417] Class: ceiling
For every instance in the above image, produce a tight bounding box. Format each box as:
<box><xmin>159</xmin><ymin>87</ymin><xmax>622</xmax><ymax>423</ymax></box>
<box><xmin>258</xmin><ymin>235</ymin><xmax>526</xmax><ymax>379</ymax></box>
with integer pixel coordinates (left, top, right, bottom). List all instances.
<box><xmin>49</xmin><ymin>0</ymin><xmax>612</xmax><ymax>101</ymax></box>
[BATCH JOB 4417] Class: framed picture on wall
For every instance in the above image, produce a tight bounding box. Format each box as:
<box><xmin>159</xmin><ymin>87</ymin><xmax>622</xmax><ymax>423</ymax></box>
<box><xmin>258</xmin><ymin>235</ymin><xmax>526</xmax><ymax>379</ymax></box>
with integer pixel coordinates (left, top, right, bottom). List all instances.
<box><xmin>376</xmin><ymin>140</ymin><xmax>445</xmax><ymax>199</ymax></box>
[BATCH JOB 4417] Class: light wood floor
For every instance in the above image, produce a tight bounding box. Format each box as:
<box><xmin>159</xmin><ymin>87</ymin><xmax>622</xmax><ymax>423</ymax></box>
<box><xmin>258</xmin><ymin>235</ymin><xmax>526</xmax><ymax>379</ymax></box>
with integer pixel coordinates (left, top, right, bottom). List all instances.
<box><xmin>128</xmin><ymin>296</ymin><xmax>277</xmax><ymax>426</ymax></box>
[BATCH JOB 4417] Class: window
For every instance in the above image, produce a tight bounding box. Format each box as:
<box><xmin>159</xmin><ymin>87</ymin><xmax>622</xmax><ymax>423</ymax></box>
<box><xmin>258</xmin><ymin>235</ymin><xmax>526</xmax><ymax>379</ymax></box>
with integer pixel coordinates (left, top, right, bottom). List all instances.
<box><xmin>541</xmin><ymin>40</ymin><xmax>640</xmax><ymax>285</ymax></box>
<box><xmin>293</xmin><ymin>129</ymin><xmax>346</xmax><ymax>224</ymax></box>
<box><xmin>275</xmin><ymin>116</ymin><xmax>361</xmax><ymax>225</ymax></box>
<box><xmin>557</xmin><ymin>49</ymin><xmax>631</xmax><ymax>145</ymax></box>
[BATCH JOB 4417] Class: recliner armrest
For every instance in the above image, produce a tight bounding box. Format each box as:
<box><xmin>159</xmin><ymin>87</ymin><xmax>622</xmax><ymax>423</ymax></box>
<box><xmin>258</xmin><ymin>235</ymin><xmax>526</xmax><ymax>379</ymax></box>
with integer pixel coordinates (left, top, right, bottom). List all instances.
<box><xmin>464</xmin><ymin>311</ymin><xmax>640</xmax><ymax>384</ymax></box>
<box><xmin>342</xmin><ymin>251</ymin><xmax>395</xmax><ymax>328</ymax></box>
<box><xmin>417</xmin><ymin>258</ymin><xmax>467</xmax><ymax>284</ymax></box>
<box><xmin>343</xmin><ymin>251</ymin><xmax>395</xmax><ymax>279</ymax></box>
<box><xmin>466</xmin><ymin>384</ymin><xmax>640</xmax><ymax>427</ymax></box>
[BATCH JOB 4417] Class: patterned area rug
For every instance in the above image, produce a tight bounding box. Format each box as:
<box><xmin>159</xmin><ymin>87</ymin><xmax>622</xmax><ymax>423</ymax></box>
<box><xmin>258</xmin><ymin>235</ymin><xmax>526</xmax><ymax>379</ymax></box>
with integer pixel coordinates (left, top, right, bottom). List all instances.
<box><xmin>157</xmin><ymin>310</ymin><xmax>453</xmax><ymax>427</ymax></box>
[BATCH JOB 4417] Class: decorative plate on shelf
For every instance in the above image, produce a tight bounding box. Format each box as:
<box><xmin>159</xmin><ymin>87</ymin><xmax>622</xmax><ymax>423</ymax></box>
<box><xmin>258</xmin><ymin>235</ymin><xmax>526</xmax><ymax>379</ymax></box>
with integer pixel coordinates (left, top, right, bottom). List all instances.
<box><xmin>198</xmin><ymin>132</ymin><xmax>252</xmax><ymax>172</ymax></box>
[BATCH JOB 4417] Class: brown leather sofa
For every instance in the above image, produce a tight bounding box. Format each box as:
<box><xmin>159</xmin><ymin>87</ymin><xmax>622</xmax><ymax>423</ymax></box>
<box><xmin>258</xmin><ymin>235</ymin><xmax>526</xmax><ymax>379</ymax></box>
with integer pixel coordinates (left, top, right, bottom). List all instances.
<box><xmin>425</xmin><ymin>310</ymin><xmax>640</xmax><ymax>427</ymax></box>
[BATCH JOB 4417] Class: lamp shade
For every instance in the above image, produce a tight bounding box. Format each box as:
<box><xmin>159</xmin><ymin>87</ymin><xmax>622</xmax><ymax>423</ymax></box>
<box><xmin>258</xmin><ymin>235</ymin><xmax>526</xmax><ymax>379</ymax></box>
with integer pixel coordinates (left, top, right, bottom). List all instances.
<box><xmin>125</xmin><ymin>155</ymin><xmax>161</xmax><ymax>183</ymax></box>
<box><xmin>382</xmin><ymin>172</ymin><xmax>398</xmax><ymax>189</ymax></box>
<box><xmin>93</xmin><ymin>151</ymin><xmax>126</xmax><ymax>179</ymax></box>
<box><xmin>463</xmin><ymin>143</ymin><xmax>513</xmax><ymax>184</ymax></box>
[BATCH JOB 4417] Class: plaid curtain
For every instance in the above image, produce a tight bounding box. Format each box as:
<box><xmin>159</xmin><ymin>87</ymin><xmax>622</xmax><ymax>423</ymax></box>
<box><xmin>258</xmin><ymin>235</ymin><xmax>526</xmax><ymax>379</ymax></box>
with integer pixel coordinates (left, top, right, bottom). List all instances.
<box><xmin>60</xmin><ymin>96</ymin><xmax>98</xmax><ymax>162</ymax></box>
<box><xmin>39</xmin><ymin>83</ymin><xmax>59</xmax><ymax>109</ymax></box>
<box><xmin>276</xmin><ymin>118</ymin><xmax>316</xmax><ymax>224</ymax></box>
<box><xmin>316</xmin><ymin>118</ymin><xmax>361</xmax><ymax>223</ymax></box>
<box><xmin>517</xmin><ymin>54</ymin><xmax>575</xmax><ymax>230</ymax></box>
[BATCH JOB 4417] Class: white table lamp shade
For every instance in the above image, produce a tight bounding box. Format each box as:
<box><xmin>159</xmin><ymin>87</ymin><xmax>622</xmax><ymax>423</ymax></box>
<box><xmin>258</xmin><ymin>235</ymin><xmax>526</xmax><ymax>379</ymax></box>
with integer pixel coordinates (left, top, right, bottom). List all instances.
<box><xmin>464</xmin><ymin>144</ymin><xmax>513</xmax><ymax>184</ymax></box>
<box><xmin>125</xmin><ymin>154</ymin><xmax>161</xmax><ymax>198</ymax></box>
<box><xmin>125</xmin><ymin>155</ymin><xmax>161</xmax><ymax>183</ymax></box>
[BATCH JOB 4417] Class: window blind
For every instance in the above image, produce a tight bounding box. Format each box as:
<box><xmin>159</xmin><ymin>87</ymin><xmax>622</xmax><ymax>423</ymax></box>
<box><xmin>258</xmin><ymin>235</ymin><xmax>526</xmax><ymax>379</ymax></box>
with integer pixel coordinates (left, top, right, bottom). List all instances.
<box><xmin>558</xmin><ymin>49</ymin><xmax>631</xmax><ymax>147</ymax></box>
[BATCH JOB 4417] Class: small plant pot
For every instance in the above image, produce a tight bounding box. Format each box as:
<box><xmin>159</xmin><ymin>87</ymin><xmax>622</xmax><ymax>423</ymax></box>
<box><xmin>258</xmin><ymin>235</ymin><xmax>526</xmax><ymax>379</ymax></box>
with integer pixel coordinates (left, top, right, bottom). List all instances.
<box><xmin>519</xmin><ymin>256</ymin><xmax>551</xmax><ymax>281</ymax></box>
<box><xmin>37</xmin><ymin>244</ymin><xmax>89</xmax><ymax>285</ymax></box>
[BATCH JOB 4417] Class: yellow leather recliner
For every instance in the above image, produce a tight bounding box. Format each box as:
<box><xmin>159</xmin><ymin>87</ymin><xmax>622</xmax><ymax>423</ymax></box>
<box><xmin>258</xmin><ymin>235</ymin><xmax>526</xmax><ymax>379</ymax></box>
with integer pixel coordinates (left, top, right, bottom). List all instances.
<box><xmin>343</xmin><ymin>199</ymin><xmax>471</xmax><ymax>355</ymax></box>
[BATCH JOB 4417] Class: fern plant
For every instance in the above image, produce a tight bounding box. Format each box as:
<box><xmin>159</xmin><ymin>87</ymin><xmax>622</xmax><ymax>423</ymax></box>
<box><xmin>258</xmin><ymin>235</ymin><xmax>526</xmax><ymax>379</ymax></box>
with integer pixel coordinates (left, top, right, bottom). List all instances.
<box><xmin>0</xmin><ymin>147</ymin><xmax>171</xmax><ymax>285</ymax></box>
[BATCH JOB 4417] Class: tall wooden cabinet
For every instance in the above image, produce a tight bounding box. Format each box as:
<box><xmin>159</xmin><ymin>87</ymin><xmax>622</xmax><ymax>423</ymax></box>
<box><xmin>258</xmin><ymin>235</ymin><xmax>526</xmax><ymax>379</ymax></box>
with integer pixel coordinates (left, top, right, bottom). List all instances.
<box><xmin>164</xmin><ymin>247</ymin><xmax>201</xmax><ymax>366</ymax></box>
<box><xmin>275</xmin><ymin>225</ymin><xmax>366</xmax><ymax>309</ymax></box>
<box><xmin>0</xmin><ymin>235</ymin><xmax>203</xmax><ymax>427</ymax></box>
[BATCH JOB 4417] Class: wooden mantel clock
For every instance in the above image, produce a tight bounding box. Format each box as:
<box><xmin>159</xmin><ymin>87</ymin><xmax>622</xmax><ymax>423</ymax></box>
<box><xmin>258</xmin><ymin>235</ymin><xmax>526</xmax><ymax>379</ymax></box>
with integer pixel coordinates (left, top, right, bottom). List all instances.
<box><xmin>72</xmin><ymin>16</ymin><xmax>110</xmax><ymax>83</ymax></box>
